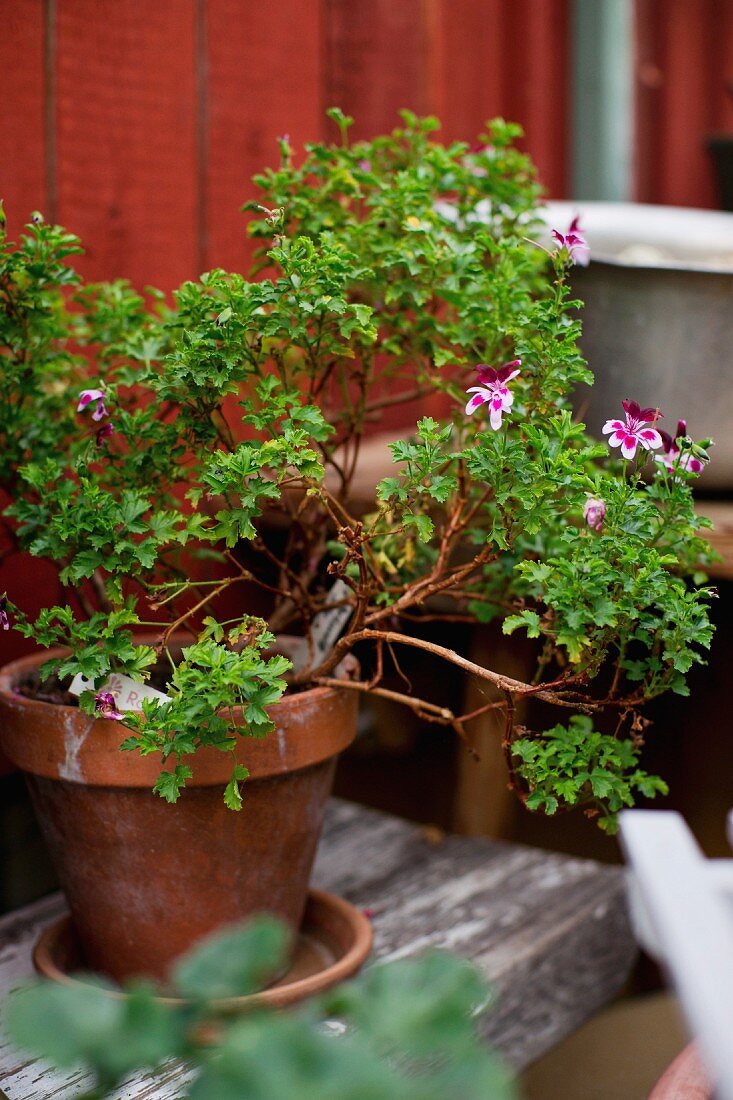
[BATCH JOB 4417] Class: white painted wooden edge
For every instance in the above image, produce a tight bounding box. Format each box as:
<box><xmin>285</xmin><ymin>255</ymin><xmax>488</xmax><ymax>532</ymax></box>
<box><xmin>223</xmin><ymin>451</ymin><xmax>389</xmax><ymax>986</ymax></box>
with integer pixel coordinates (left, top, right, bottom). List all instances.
<box><xmin>619</xmin><ymin>809</ymin><xmax>733</xmax><ymax>1100</ymax></box>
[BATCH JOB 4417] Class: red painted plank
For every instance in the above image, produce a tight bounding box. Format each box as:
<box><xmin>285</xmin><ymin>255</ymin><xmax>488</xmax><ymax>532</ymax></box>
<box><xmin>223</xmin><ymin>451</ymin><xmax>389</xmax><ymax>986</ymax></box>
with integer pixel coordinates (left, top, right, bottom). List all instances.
<box><xmin>498</xmin><ymin>0</ymin><xmax>569</xmax><ymax>198</ymax></box>
<box><xmin>0</xmin><ymin>0</ymin><xmax>56</xmax><ymax>694</ymax></box>
<box><xmin>430</xmin><ymin>0</ymin><xmax>505</xmax><ymax>144</ymax></box>
<box><xmin>634</xmin><ymin>0</ymin><xmax>663</xmax><ymax>204</ymax></box>
<box><xmin>658</xmin><ymin>0</ymin><xmax>716</xmax><ymax>207</ymax></box>
<box><xmin>204</xmin><ymin>0</ymin><xmax>324</xmax><ymax>274</ymax></box>
<box><xmin>0</xmin><ymin>550</ymin><xmax>62</xmax><ymax>668</ymax></box>
<box><xmin>636</xmin><ymin>0</ymin><xmax>733</xmax><ymax>208</ymax></box>
<box><xmin>54</xmin><ymin>0</ymin><xmax>199</xmax><ymax>290</ymax></box>
<box><xmin>0</xmin><ymin>0</ymin><xmax>47</xmax><ymax>235</ymax></box>
<box><xmin>324</xmin><ymin>0</ymin><xmax>431</xmax><ymax>141</ymax></box>
<box><xmin>711</xmin><ymin>0</ymin><xmax>733</xmax><ymax>132</ymax></box>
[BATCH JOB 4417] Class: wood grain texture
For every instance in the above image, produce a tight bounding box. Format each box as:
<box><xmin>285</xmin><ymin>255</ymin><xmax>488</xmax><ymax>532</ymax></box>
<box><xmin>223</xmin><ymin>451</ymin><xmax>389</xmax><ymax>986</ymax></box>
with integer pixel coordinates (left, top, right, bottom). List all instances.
<box><xmin>498</xmin><ymin>0</ymin><xmax>569</xmax><ymax>199</ymax></box>
<box><xmin>0</xmin><ymin>800</ymin><xmax>636</xmax><ymax>1094</ymax></box>
<box><xmin>315</xmin><ymin>801</ymin><xmax>636</xmax><ymax>1067</ymax></box>
<box><xmin>204</xmin><ymin>0</ymin><xmax>324</xmax><ymax>274</ymax></box>
<box><xmin>635</xmin><ymin>0</ymin><xmax>733</xmax><ymax>208</ymax></box>
<box><xmin>324</xmin><ymin>0</ymin><xmax>569</xmax><ymax>197</ymax></box>
<box><xmin>324</xmin><ymin>0</ymin><xmax>432</xmax><ymax>140</ymax></box>
<box><xmin>430</xmin><ymin>0</ymin><xmax>505</xmax><ymax>141</ymax></box>
<box><xmin>0</xmin><ymin>0</ymin><xmax>47</xmax><ymax>236</ymax></box>
<box><xmin>54</xmin><ymin>0</ymin><xmax>200</xmax><ymax>290</ymax></box>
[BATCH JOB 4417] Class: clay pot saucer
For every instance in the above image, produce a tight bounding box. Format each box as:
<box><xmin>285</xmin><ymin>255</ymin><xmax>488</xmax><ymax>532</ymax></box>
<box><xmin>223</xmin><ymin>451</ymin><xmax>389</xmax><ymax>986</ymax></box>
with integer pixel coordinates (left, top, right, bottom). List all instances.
<box><xmin>33</xmin><ymin>888</ymin><xmax>373</xmax><ymax>1010</ymax></box>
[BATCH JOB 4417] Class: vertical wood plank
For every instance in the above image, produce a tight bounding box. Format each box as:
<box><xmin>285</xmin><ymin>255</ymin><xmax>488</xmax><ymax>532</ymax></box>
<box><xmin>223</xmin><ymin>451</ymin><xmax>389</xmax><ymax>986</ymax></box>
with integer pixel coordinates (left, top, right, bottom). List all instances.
<box><xmin>636</xmin><ymin>0</ymin><xmax>733</xmax><ymax>208</ymax></box>
<box><xmin>324</xmin><ymin>0</ymin><xmax>431</xmax><ymax>140</ymax></box>
<box><xmin>54</xmin><ymin>0</ymin><xmax>199</xmax><ymax>290</ymax></box>
<box><xmin>0</xmin><ymin>0</ymin><xmax>57</xmax><ymax>686</ymax></box>
<box><xmin>711</xmin><ymin>0</ymin><xmax>733</xmax><ymax>134</ymax></box>
<box><xmin>430</xmin><ymin>0</ymin><xmax>505</xmax><ymax>144</ymax></box>
<box><xmin>204</xmin><ymin>0</ymin><xmax>324</xmax><ymax>273</ymax></box>
<box><xmin>634</xmin><ymin>0</ymin><xmax>664</xmax><ymax>203</ymax></box>
<box><xmin>657</xmin><ymin>0</ymin><xmax>716</xmax><ymax>207</ymax></box>
<box><xmin>499</xmin><ymin>0</ymin><xmax>570</xmax><ymax>198</ymax></box>
<box><xmin>0</xmin><ymin>0</ymin><xmax>47</xmax><ymax>235</ymax></box>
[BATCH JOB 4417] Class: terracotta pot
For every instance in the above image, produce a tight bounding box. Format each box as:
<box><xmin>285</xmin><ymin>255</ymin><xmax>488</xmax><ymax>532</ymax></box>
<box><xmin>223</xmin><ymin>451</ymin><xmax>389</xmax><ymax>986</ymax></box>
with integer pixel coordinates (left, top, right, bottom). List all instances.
<box><xmin>648</xmin><ymin>1044</ymin><xmax>712</xmax><ymax>1099</ymax></box>
<box><xmin>0</xmin><ymin>645</ymin><xmax>358</xmax><ymax>984</ymax></box>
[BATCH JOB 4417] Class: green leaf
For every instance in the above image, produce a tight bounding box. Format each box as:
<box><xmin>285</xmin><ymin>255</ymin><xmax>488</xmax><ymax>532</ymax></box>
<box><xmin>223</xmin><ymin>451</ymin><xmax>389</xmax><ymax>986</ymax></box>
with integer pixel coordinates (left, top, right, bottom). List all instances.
<box><xmin>152</xmin><ymin>764</ymin><xmax>193</xmax><ymax>804</ymax></box>
<box><xmin>172</xmin><ymin>917</ymin><xmax>289</xmax><ymax>1000</ymax></box>
<box><xmin>223</xmin><ymin>763</ymin><xmax>250</xmax><ymax>811</ymax></box>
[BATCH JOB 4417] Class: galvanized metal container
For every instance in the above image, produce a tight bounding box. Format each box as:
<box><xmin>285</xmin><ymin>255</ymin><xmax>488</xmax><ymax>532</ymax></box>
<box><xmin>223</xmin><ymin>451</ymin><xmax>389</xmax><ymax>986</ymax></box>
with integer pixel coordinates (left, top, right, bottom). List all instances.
<box><xmin>543</xmin><ymin>201</ymin><xmax>733</xmax><ymax>488</ymax></box>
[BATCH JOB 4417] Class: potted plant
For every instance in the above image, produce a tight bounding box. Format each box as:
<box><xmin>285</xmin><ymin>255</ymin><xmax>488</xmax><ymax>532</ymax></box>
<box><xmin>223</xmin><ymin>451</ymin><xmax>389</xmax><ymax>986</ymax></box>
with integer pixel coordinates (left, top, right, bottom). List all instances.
<box><xmin>0</xmin><ymin>112</ymin><xmax>715</xmax><ymax>982</ymax></box>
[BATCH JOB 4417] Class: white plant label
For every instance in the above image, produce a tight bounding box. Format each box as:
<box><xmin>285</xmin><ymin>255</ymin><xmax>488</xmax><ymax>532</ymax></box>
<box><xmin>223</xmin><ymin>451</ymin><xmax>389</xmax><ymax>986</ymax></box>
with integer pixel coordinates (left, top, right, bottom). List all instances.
<box><xmin>68</xmin><ymin>672</ymin><xmax>170</xmax><ymax>711</ymax></box>
<box><xmin>289</xmin><ymin>578</ymin><xmax>354</xmax><ymax>670</ymax></box>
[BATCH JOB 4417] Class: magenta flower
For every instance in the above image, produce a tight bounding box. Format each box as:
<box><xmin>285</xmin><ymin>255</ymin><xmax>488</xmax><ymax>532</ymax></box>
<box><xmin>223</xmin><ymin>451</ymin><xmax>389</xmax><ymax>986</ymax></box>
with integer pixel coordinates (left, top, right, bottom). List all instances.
<box><xmin>583</xmin><ymin>496</ymin><xmax>606</xmax><ymax>531</ymax></box>
<box><xmin>656</xmin><ymin>419</ymin><xmax>706</xmax><ymax>477</ymax></box>
<box><xmin>94</xmin><ymin>691</ymin><xmax>124</xmax><ymax>721</ymax></box>
<box><xmin>77</xmin><ymin>389</ymin><xmax>108</xmax><ymax>422</ymax></box>
<box><xmin>95</xmin><ymin>422</ymin><xmax>115</xmax><ymax>448</ymax></box>
<box><xmin>0</xmin><ymin>595</ymin><xmax>9</xmax><ymax>631</ymax></box>
<box><xmin>551</xmin><ymin>215</ymin><xmax>590</xmax><ymax>266</ymax></box>
<box><xmin>465</xmin><ymin>359</ymin><xmax>521</xmax><ymax>430</ymax></box>
<box><xmin>602</xmin><ymin>400</ymin><xmax>663</xmax><ymax>461</ymax></box>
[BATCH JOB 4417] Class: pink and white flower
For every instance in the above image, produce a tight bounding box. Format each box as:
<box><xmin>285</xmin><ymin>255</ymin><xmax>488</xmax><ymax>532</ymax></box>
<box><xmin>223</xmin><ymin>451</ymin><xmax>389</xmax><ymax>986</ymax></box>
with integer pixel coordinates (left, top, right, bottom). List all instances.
<box><xmin>602</xmin><ymin>400</ymin><xmax>663</xmax><ymax>461</ymax></box>
<box><xmin>656</xmin><ymin>419</ymin><xmax>706</xmax><ymax>477</ymax></box>
<box><xmin>0</xmin><ymin>594</ymin><xmax>9</xmax><ymax>631</ymax></box>
<box><xmin>94</xmin><ymin>691</ymin><xmax>124</xmax><ymax>721</ymax></box>
<box><xmin>465</xmin><ymin>359</ymin><xmax>521</xmax><ymax>430</ymax></box>
<box><xmin>551</xmin><ymin>215</ymin><xmax>590</xmax><ymax>266</ymax></box>
<box><xmin>583</xmin><ymin>496</ymin><xmax>606</xmax><ymax>531</ymax></box>
<box><xmin>77</xmin><ymin>389</ymin><xmax>108</xmax><ymax>422</ymax></box>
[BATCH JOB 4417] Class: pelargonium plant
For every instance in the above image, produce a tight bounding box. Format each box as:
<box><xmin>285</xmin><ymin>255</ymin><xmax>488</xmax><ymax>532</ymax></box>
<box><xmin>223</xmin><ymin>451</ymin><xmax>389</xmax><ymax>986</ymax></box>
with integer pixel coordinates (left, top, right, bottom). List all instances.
<box><xmin>0</xmin><ymin>111</ymin><xmax>716</xmax><ymax>830</ymax></box>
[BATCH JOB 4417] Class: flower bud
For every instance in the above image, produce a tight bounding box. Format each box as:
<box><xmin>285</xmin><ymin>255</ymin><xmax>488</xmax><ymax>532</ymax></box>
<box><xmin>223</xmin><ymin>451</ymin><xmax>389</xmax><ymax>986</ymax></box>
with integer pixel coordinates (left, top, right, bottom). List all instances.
<box><xmin>583</xmin><ymin>496</ymin><xmax>606</xmax><ymax>531</ymax></box>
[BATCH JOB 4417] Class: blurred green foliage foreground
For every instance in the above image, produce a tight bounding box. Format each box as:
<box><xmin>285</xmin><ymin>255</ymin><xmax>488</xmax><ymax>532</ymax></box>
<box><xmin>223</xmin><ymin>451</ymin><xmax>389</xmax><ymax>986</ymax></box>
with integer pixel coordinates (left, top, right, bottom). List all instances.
<box><xmin>7</xmin><ymin>916</ymin><xmax>515</xmax><ymax>1100</ymax></box>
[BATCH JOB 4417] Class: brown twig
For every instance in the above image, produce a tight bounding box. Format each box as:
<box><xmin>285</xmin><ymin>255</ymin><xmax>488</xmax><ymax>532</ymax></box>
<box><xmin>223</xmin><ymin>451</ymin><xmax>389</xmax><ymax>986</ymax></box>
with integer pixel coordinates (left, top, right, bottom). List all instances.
<box><xmin>300</xmin><ymin>627</ymin><xmax>592</xmax><ymax>713</ymax></box>
<box><xmin>313</xmin><ymin>675</ymin><xmax>479</xmax><ymax>757</ymax></box>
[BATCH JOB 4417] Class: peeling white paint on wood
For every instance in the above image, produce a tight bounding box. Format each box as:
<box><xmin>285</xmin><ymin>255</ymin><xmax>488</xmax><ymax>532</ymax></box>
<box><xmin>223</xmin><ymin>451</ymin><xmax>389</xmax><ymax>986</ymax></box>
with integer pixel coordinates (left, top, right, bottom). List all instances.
<box><xmin>0</xmin><ymin>799</ymin><xmax>637</xmax><ymax>1097</ymax></box>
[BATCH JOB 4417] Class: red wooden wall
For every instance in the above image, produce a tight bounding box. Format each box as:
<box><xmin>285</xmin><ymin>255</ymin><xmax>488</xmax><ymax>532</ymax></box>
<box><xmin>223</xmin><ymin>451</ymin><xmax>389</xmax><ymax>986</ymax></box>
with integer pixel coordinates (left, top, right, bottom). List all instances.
<box><xmin>0</xmin><ymin>0</ymin><xmax>571</xmax><ymax>290</ymax></box>
<box><xmin>635</xmin><ymin>0</ymin><xmax>733</xmax><ymax>207</ymax></box>
<box><xmin>2</xmin><ymin>0</ymin><xmax>731</xmax><ymax>679</ymax></box>
<box><xmin>0</xmin><ymin>0</ymin><xmax>570</xmax><ymax>674</ymax></box>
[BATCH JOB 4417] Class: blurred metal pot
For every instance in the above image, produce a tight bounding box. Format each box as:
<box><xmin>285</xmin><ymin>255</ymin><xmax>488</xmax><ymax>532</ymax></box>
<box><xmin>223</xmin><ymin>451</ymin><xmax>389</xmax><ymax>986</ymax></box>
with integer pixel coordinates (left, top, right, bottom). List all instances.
<box><xmin>542</xmin><ymin>201</ymin><xmax>733</xmax><ymax>488</ymax></box>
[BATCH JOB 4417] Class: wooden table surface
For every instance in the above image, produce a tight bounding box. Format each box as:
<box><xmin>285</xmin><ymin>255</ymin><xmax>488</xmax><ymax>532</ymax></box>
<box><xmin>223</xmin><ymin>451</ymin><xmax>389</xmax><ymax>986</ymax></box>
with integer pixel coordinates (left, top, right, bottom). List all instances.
<box><xmin>0</xmin><ymin>799</ymin><xmax>637</xmax><ymax>1098</ymax></box>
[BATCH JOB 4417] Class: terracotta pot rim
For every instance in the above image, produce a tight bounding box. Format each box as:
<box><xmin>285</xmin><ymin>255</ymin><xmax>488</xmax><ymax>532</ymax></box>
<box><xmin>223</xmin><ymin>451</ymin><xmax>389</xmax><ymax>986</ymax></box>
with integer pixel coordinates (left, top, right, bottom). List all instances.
<box><xmin>0</xmin><ymin>639</ymin><xmax>354</xmax><ymax>720</ymax></box>
<box><xmin>0</xmin><ymin>640</ymin><xmax>359</xmax><ymax>787</ymax></box>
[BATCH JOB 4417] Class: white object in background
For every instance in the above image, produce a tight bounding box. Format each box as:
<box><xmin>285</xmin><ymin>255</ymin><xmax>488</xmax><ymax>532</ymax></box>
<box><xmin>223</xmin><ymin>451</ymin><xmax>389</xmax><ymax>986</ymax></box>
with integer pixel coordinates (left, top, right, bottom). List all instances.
<box><xmin>619</xmin><ymin>810</ymin><xmax>733</xmax><ymax>1100</ymax></box>
<box><xmin>287</xmin><ymin>578</ymin><xmax>354</xmax><ymax>672</ymax></box>
<box><xmin>540</xmin><ymin>200</ymin><xmax>733</xmax><ymax>271</ymax></box>
<box><xmin>68</xmin><ymin>672</ymin><xmax>170</xmax><ymax>709</ymax></box>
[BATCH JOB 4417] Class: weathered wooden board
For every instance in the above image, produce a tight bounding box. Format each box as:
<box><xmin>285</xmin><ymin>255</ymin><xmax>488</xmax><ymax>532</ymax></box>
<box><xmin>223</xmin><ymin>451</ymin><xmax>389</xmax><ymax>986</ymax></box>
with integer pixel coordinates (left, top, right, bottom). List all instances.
<box><xmin>314</xmin><ymin>800</ymin><xmax>635</xmax><ymax>1066</ymax></box>
<box><xmin>0</xmin><ymin>799</ymin><xmax>636</xmax><ymax>1096</ymax></box>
